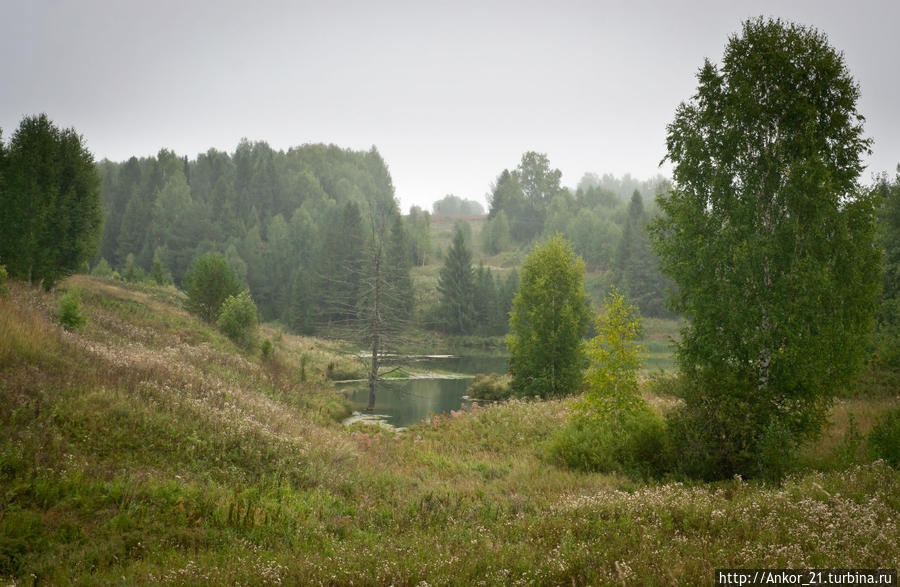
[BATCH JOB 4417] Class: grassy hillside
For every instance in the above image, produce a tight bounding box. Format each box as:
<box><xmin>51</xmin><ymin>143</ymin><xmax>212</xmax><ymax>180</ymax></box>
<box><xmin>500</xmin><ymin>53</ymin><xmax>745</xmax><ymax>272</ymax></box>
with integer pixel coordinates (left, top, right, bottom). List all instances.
<box><xmin>1</xmin><ymin>276</ymin><xmax>897</xmax><ymax>584</ymax></box>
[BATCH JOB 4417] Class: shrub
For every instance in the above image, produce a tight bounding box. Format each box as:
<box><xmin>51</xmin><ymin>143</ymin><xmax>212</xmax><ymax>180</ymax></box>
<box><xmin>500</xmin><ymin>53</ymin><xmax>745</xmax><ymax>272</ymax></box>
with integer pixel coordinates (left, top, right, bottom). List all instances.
<box><xmin>90</xmin><ymin>258</ymin><xmax>114</xmax><ymax>279</ymax></box>
<box><xmin>665</xmin><ymin>374</ymin><xmax>768</xmax><ymax>480</ymax></box>
<box><xmin>0</xmin><ymin>264</ymin><xmax>8</xmax><ymax>298</ymax></box>
<box><xmin>325</xmin><ymin>361</ymin><xmax>366</xmax><ymax>381</ymax></box>
<box><xmin>58</xmin><ymin>289</ymin><xmax>86</xmax><ymax>331</ymax></box>
<box><xmin>150</xmin><ymin>248</ymin><xmax>173</xmax><ymax>286</ymax></box>
<box><xmin>549</xmin><ymin>407</ymin><xmax>671</xmax><ymax>479</ymax></box>
<box><xmin>868</xmin><ymin>408</ymin><xmax>900</xmax><ymax>466</ymax></box>
<box><xmin>121</xmin><ymin>253</ymin><xmax>145</xmax><ymax>283</ymax></box>
<box><xmin>216</xmin><ymin>291</ymin><xmax>258</xmax><ymax>350</ymax></box>
<box><xmin>261</xmin><ymin>338</ymin><xmax>273</xmax><ymax>360</ymax></box>
<box><xmin>467</xmin><ymin>373</ymin><xmax>512</xmax><ymax>401</ymax></box>
<box><xmin>756</xmin><ymin>419</ymin><xmax>799</xmax><ymax>482</ymax></box>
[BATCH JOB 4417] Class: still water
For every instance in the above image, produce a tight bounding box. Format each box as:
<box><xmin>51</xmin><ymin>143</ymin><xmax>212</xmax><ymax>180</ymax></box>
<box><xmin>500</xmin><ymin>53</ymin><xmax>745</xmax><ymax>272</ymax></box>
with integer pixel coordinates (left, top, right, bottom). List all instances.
<box><xmin>339</xmin><ymin>354</ymin><xmax>507</xmax><ymax>429</ymax></box>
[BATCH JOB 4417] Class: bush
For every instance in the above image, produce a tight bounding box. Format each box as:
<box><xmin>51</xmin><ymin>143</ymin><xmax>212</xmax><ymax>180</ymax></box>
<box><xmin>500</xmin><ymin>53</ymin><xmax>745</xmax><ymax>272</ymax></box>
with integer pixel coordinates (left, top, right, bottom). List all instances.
<box><xmin>58</xmin><ymin>289</ymin><xmax>86</xmax><ymax>331</ymax></box>
<box><xmin>150</xmin><ymin>248</ymin><xmax>173</xmax><ymax>286</ymax></box>
<box><xmin>756</xmin><ymin>419</ymin><xmax>799</xmax><ymax>482</ymax></box>
<box><xmin>549</xmin><ymin>407</ymin><xmax>671</xmax><ymax>479</ymax></box>
<box><xmin>261</xmin><ymin>338</ymin><xmax>273</xmax><ymax>360</ymax></box>
<box><xmin>868</xmin><ymin>408</ymin><xmax>900</xmax><ymax>466</ymax></box>
<box><xmin>216</xmin><ymin>291</ymin><xmax>258</xmax><ymax>350</ymax></box>
<box><xmin>325</xmin><ymin>361</ymin><xmax>366</xmax><ymax>381</ymax></box>
<box><xmin>0</xmin><ymin>264</ymin><xmax>8</xmax><ymax>298</ymax></box>
<box><xmin>664</xmin><ymin>373</ymin><xmax>803</xmax><ymax>481</ymax></box>
<box><xmin>467</xmin><ymin>374</ymin><xmax>512</xmax><ymax>401</ymax></box>
<box><xmin>90</xmin><ymin>258</ymin><xmax>114</xmax><ymax>279</ymax></box>
<box><xmin>121</xmin><ymin>253</ymin><xmax>145</xmax><ymax>283</ymax></box>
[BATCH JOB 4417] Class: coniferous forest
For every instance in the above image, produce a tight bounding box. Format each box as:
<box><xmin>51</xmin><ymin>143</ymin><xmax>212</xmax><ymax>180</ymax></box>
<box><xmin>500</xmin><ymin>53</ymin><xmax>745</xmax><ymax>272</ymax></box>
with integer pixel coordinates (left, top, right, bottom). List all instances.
<box><xmin>92</xmin><ymin>142</ymin><xmax>674</xmax><ymax>339</ymax></box>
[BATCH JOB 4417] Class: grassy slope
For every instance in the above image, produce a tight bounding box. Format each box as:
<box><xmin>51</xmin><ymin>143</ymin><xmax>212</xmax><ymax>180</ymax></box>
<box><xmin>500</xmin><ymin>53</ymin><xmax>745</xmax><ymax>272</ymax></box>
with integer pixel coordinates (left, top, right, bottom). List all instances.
<box><xmin>1</xmin><ymin>276</ymin><xmax>898</xmax><ymax>584</ymax></box>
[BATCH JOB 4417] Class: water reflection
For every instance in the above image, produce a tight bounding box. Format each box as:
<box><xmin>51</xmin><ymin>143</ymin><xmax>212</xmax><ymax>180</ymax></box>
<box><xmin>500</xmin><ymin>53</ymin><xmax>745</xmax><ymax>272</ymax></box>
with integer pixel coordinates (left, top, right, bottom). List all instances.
<box><xmin>338</xmin><ymin>352</ymin><xmax>673</xmax><ymax>429</ymax></box>
<box><xmin>339</xmin><ymin>354</ymin><xmax>507</xmax><ymax>429</ymax></box>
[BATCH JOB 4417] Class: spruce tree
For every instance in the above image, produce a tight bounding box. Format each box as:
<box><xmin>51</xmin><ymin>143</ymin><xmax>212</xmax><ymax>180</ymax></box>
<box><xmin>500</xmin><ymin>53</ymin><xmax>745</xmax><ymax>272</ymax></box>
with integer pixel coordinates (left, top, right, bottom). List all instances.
<box><xmin>437</xmin><ymin>227</ymin><xmax>476</xmax><ymax>334</ymax></box>
<box><xmin>0</xmin><ymin>114</ymin><xmax>103</xmax><ymax>289</ymax></box>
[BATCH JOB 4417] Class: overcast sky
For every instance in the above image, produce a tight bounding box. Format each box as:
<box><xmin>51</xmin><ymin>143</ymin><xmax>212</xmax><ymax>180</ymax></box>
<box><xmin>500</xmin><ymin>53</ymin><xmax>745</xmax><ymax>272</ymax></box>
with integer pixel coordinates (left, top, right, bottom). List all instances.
<box><xmin>2</xmin><ymin>0</ymin><xmax>898</xmax><ymax>212</ymax></box>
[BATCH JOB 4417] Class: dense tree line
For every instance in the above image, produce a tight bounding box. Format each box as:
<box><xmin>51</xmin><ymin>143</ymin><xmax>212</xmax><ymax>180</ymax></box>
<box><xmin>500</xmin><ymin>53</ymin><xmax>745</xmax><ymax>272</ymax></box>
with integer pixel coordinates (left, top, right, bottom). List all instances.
<box><xmin>95</xmin><ymin>141</ymin><xmax>415</xmax><ymax>332</ymax></box>
<box><xmin>435</xmin><ymin>227</ymin><xmax>518</xmax><ymax>336</ymax></box>
<box><xmin>483</xmin><ymin>151</ymin><xmax>672</xmax><ymax>317</ymax></box>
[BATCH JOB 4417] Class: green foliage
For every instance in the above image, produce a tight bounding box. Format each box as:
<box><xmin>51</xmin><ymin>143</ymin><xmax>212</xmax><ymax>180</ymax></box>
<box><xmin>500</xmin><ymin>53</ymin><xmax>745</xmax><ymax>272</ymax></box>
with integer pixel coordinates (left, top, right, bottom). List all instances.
<box><xmin>868</xmin><ymin>408</ymin><xmax>900</xmax><ymax>466</ymax></box>
<box><xmin>149</xmin><ymin>248</ymin><xmax>173</xmax><ymax>286</ymax></box>
<box><xmin>318</xmin><ymin>201</ymin><xmax>364</xmax><ymax>324</ymax></box>
<box><xmin>832</xmin><ymin>414</ymin><xmax>866</xmax><ymax>469</ymax></box>
<box><xmin>2</xmin><ymin>275</ymin><xmax>899</xmax><ymax>583</ymax></box>
<box><xmin>614</xmin><ymin>191</ymin><xmax>671</xmax><ymax>317</ymax></box>
<box><xmin>287</xmin><ymin>265</ymin><xmax>317</xmax><ymax>334</ymax></box>
<box><xmin>577</xmin><ymin>287</ymin><xmax>645</xmax><ymax>422</ymax></box>
<box><xmin>0</xmin><ymin>264</ymin><xmax>8</xmax><ymax>298</ymax></box>
<box><xmin>549</xmin><ymin>406</ymin><xmax>671</xmax><ymax>479</ymax></box>
<box><xmin>216</xmin><ymin>291</ymin><xmax>258</xmax><ymax>350</ymax></box>
<box><xmin>466</xmin><ymin>373</ymin><xmax>512</xmax><ymax>401</ymax></box>
<box><xmin>121</xmin><ymin>253</ymin><xmax>145</xmax><ymax>283</ymax></box>
<box><xmin>874</xmin><ymin>169</ymin><xmax>900</xmax><ymax>373</ymax></box>
<box><xmin>480</xmin><ymin>210</ymin><xmax>512</xmax><ymax>255</ymax></box>
<box><xmin>489</xmin><ymin>153</ymin><xmax>566</xmax><ymax>243</ymax></box>
<box><xmin>650</xmin><ymin>18</ymin><xmax>881</xmax><ymax>479</ymax></box>
<box><xmin>507</xmin><ymin>235</ymin><xmax>590</xmax><ymax>398</ymax></box>
<box><xmin>260</xmin><ymin>338</ymin><xmax>274</xmax><ymax>360</ymax></box>
<box><xmin>437</xmin><ymin>228</ymin><xmax>476</xmax><ymax>334</ymax></box>
<box><xmin>94</xmin><ymin>142</ymin><xmax>400</xmax><ymax>327</ymax></box>
<box><xmin>557</xmin><ymin>288</ymin><xmax>671</xmax><ymax>478</ymax></box>
<box><xmin>387</xmin><ymin>214</ymin><xmax>415</xmax><ymax>318</ymax></box>
<box><xmin>182</xmin><ymin>252</ymin><xmax>243</xmax><ymax>322</ymax></box>
<box><xmin>755</xmin><ymin>419</ymin><xmax>799</xmax><ymax>482</ymax></box>
<box><xmin>57</xmin><ymin>289</ymin><xmax>86</xmax><ymax>331</ymax></box>
<box><xmin>432</xmin><ymin>194</ymin><xmax>484</xmax><ymax>216</ymax></box>
<box><xmin>90</xmin><ymin>258</ymin><xmax>114</xmax><ymax>279</ymax></box>
<box><xmin>0</xmin><ymin>114</ymin><xmax>103</xmax><ymax>290</ymax></box>
<box><xmin>406</xmin><ymin>205</ymin><xmax>432</xmax><ymax>266</ymax></box>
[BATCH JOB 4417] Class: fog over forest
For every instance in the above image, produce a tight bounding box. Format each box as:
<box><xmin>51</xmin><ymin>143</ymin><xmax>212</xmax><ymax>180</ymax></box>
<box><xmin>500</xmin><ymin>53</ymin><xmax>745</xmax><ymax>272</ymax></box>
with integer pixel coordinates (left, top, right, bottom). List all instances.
<box><xmin>1</xmin><ymin>1</ymin><xmax>898</xmax><ymax>211</ymax></box>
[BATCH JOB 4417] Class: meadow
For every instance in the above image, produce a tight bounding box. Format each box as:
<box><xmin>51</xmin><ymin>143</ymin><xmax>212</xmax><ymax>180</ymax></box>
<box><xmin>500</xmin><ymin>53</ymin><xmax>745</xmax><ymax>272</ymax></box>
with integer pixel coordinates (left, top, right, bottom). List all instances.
<box><xmin>1</xmin><ymin>275</ymin><xmax>897</xmax><ymax>584</ymax></box>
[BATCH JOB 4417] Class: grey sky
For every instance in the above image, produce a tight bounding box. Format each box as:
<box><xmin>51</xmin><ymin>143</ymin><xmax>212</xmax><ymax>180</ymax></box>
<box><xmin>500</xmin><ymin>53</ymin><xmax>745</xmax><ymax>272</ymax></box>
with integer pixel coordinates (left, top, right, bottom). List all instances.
<box><xmin>2</xmin><ymin>0</ymin><xmax>898</xmax><ymax>212</ymax></box>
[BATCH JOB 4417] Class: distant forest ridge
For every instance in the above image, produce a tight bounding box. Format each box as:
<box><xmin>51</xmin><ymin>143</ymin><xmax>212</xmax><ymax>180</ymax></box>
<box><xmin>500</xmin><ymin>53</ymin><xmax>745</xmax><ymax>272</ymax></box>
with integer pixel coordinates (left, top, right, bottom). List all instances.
<box><xmin>94</xmin><ymin>140</ymin><xmax>674</xmax><ymax>330</ymax></box>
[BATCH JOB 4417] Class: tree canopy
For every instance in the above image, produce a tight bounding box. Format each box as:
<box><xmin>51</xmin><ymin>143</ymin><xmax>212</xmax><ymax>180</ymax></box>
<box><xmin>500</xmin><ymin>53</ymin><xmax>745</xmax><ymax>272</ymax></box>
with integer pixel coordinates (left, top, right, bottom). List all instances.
<box><xmin>507</xmin><ymin>235</ymin><xmax>590</xmax><ymax>398</ymax></box>
<box><xmin>432</xmin><ymin>194</ymin><xmax>485</xmax><ymax>217</ymax></box>
<box><xmin>437</xmin><ymin>227</ymin><xmax>476</xmax><ymax>334</ymax></box>
<box><xmin>650</xmin><ymin>17</ymin><xmax>881</xmax><ymax>478</ymax></box>
<box><xmin>0</xmin><ymin>114</ymin><xmax>103</xmax><ymax>289</ymax></box>
<box><xmin>182</xmin><ymin>252</ymin><xmax>243</xmax><ymax>322</ymax></box>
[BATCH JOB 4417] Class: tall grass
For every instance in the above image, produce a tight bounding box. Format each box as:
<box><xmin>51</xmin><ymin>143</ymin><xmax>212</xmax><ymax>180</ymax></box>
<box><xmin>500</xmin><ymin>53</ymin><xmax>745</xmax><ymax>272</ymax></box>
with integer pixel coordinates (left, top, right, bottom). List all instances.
<box><xmin>1</xmin><ymin>275</ymin><xmax>897</xmax><ymax>584</ymax></box>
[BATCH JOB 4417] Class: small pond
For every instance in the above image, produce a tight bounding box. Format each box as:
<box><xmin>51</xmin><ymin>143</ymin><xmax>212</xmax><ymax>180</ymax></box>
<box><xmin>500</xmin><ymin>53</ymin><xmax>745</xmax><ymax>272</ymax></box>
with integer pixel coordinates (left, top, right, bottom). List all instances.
<box><xmin>338</xmin><ymin>349</ymin><xmax>674</xmax><ymax>430</ymax></box>
<box><xmin>338</xmin><ymin>354</ymin><xmax>507</xmax><ymax>429</ymax></box>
